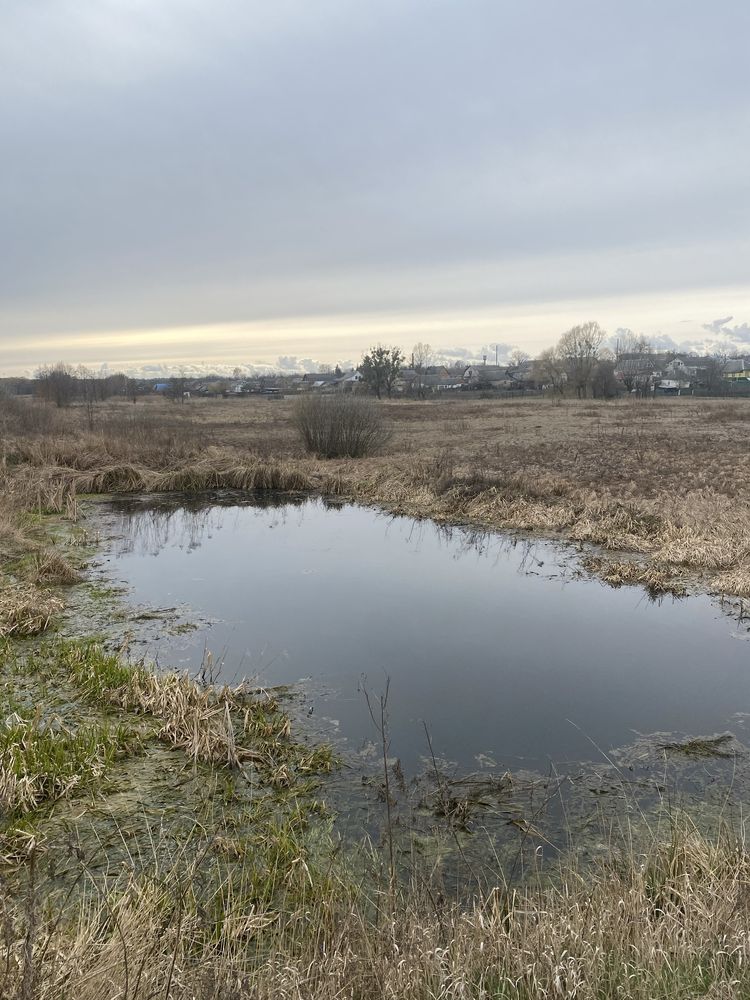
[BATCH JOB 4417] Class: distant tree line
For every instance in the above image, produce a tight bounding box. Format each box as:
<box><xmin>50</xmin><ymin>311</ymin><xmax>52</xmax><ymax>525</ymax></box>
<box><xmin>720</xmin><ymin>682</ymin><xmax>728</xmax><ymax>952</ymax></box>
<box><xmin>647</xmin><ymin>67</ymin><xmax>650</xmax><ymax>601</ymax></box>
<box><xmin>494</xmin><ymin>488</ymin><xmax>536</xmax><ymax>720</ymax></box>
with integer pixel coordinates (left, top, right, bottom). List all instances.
<box><xmin>34</xmin><ymin>363</ymin><xmax>138</xmax><ymax>408</ymax></box>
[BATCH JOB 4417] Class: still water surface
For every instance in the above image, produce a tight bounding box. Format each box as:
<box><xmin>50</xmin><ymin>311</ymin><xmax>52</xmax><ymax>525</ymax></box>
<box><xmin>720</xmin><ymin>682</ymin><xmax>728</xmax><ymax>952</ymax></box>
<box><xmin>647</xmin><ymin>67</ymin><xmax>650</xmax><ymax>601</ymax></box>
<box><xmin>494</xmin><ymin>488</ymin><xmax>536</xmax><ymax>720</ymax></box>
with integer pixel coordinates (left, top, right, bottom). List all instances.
<box><xmin>98</xmin><ymin>493</ymin><xmax>750</xmax><ymax>775</ymax></box>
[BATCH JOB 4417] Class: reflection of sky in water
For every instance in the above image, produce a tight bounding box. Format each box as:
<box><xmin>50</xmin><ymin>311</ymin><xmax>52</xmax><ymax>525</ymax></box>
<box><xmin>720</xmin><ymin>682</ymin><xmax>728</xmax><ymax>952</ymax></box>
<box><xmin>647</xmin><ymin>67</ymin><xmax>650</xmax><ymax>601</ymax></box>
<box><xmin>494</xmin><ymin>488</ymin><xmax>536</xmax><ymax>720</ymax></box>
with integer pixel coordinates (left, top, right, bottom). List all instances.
<box><xmin>101</xmin><ymin>494</ymin><xmax>750</xmax><ymax>775</ymax></box>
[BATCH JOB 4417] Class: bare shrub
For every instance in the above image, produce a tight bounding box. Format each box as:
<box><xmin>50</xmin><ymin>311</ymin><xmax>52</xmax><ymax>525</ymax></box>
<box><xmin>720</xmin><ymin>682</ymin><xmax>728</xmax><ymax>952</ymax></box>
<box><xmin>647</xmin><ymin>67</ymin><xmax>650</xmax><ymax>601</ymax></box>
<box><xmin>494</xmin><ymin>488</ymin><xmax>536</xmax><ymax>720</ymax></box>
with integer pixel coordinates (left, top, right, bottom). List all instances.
<box><xmin>294</xmin><ymin>395</ymin><xmax>390</xmax><ymax>458</ymax></box>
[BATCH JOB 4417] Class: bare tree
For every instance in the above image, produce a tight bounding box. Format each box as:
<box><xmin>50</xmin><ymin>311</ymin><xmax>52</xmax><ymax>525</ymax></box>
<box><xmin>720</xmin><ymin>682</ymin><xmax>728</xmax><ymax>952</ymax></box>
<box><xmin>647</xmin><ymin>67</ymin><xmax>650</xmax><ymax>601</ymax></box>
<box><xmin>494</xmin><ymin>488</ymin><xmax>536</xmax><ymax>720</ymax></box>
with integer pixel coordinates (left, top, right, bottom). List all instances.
<box><xmin>591</xmin><ymin>354</ymin><xmax>620</xmax><ymax>398</ymax></box>
<box><xmin>35</xmin><ymin>362</ymin><xmax>76</xmax><ymax>407</ymax></box>
<box><xmin>509</xmin><ymin>349</ymin><xmax>530</xmax><ymax>368</ymax></box>
<box><xmin>412</xmin><ymin>342</ymin><xmax>433</xmax><ymax>399</ymax></box>
<box><xmin>126</xmin><ymin>378</ymin><xmax>139</xmax><ymax>404</ymax></box>
<box><xmin>75</xmin><ymin>365</ymin><xmax>98</xmax><ymax>429</ymax></box>
<box><xmin>704</xmin><ymin>351</ymin><xmax>730</xmax><ymax>395</ymax></box>
<box><xmin>534</xmin><ymin>348</ymin><xmax>567</xmax><ymax>394</ymax></box>
<box><xmin>557</xmin><ymin>321</ymin><xmax>605</xmax><ymax>398</ymax></box>
<box><xmin>614</xmin><ymin>328</ymin><xmax>651</xmax><ymax>358</ymax></box>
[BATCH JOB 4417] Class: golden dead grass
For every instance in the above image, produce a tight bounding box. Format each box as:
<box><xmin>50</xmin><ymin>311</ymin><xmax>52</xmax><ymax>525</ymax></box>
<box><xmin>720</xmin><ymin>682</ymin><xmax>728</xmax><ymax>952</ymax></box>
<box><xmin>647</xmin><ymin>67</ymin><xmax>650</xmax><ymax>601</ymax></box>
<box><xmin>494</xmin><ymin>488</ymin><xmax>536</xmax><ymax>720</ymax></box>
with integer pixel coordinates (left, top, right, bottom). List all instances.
<box><xmin>57</xmin><ymin>641</ymin><xmax>332</xmax><ymax>779</ymax></box>
<box><xmin>3</xmin><ymin>392</ymin><xmax>750</xmax><ymax>599</ymax></box>
<box><xmin>582</xmin><ymin>556</ymin><xmax>686</xmax><ymax>596</ymax></box>
<box><xmin>0</xmin><ymin>584</ymin><xmax>63</xmax><ymax>638</ymax></box>
<box><xmin>2</xmin><ymin>818</ymin><xmax>750</xmax><ymax>999</ymax></box>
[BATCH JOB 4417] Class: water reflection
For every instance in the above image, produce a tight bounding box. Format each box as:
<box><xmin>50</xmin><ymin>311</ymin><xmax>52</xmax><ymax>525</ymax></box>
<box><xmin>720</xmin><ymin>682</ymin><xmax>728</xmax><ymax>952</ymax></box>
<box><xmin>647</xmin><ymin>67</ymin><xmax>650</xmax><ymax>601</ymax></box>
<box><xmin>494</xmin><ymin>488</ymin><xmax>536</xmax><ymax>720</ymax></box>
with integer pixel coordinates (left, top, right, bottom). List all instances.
<box><xmin>97</xmin><ymin>492</ymin><xmax>750</xmax><ymax>780</ymax></box>
<box><xmin>109</xmin><ymin>490</ymin><xmax>558</xmax><ymax>578</ymax></box>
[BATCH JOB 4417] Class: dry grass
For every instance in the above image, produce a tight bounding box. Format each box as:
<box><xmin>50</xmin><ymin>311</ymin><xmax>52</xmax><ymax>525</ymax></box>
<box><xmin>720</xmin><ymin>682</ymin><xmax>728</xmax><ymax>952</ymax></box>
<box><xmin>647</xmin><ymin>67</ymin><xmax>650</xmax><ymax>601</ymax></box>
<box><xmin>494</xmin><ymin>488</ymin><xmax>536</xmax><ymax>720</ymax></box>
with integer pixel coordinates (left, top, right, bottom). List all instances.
<box><xmin>3</xmin><ymin>392</ymin><xmax>750</xmax><ymax>994</ymax></box>
<box><xmin>1</xmin><ymin>819</ymin><xmax>750</xmax><ymax>998</ymax></box>
<box><xmin>28</xmin><ymin>549</ymin><xmax>81</xmax><ymax>585</ymax></box>
<box><xmin>56</xmin><ymin>640</ymin><xmax>333</xmax><ymax>778</ymax></box>
<box><xmin>0</xmin><ymin>584</ymin><xmax>63</xmax><ymax>638</ymax></box>
<box><xmin>582</xmin><ymin>556</ymin><xmax>687</xmax><ymax>596</ymax></box>
<box><xmin>2</xmin><ymin>393</ymin><xmax>750</xmax><ymax>621</ymax></box>
<box><xmin>3</xmin><ymin>393</ymin><xmax>750</xmax><ymax>597</ymax></box>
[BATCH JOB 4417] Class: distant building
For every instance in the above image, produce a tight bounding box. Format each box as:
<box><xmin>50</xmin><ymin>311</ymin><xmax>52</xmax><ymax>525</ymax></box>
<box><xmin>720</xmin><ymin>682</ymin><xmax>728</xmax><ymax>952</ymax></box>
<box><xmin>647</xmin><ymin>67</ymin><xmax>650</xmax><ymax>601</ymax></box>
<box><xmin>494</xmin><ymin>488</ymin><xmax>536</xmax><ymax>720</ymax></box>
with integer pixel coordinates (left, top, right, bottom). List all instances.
<box><xmin>462</xmin><ymin>364</ymin><xmax>514</xmax><ymax>388</ymax></box>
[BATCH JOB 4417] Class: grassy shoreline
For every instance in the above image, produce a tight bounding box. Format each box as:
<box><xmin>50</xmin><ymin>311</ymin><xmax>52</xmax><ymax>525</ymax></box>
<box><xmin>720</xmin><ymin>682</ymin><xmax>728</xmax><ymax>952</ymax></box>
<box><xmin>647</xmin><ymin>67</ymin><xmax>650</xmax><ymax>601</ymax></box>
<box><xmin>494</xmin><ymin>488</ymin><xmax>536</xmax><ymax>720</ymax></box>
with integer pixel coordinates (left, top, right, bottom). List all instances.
<box><xmin>5</xmin><ymin>392</ymin><xmax>750</xmax><ymax>603</ymax></box>
<box><xmin>2</xmin><ymin>393</ymin><xmax>750</xmax><ymax>996</ymax></box>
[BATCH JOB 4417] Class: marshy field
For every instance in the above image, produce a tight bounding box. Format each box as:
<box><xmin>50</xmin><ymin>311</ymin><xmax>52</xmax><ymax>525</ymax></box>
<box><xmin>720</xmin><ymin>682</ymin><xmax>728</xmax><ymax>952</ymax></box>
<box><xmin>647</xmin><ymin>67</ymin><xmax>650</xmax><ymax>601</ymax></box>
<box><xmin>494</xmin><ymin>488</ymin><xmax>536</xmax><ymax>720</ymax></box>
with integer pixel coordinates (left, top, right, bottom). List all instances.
<box><xmin>2</xmin><ymin>391</ymin><xmax>750</xmax><ymax>998</ymax></box>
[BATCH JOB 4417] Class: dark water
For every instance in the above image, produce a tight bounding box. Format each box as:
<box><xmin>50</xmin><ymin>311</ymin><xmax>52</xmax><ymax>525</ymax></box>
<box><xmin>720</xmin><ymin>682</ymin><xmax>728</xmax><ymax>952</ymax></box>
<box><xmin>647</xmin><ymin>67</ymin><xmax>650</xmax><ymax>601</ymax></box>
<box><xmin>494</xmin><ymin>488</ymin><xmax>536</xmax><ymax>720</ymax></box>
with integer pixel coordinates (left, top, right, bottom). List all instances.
<box><xmin>96</xmin><ymin>492</ymin><xmax>750</xmax><ymax>777</ymax></box>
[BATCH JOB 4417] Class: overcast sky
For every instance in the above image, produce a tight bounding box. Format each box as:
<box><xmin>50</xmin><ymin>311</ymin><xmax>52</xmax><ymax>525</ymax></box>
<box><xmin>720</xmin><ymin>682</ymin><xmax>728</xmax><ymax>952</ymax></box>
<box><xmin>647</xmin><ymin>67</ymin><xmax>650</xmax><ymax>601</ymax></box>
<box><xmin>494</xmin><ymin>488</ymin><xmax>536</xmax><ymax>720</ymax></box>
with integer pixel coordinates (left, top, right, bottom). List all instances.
<box><xmin>2</xmin><ymin>0</ymin><xmax>749</xmax><ymax>375</ymax></box>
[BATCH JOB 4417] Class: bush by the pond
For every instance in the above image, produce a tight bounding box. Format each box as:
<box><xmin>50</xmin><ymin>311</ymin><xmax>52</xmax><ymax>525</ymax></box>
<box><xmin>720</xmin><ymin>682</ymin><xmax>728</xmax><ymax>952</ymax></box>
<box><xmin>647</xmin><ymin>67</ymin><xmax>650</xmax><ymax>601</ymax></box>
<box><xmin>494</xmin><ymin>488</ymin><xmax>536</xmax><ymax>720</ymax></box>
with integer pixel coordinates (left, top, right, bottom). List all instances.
<box><xmin>294</xmin><ymin>394</ymin><xmax>391</xmax><ymax>458</ymax></box>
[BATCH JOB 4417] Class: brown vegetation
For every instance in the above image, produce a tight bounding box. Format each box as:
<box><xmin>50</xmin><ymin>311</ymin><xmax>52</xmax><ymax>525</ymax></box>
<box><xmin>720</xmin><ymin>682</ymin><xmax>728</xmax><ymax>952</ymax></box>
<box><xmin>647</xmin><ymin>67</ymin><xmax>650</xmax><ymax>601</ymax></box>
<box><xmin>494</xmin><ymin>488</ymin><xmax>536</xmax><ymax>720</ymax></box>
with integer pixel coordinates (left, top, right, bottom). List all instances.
<box><xmin>2</xmin><ymin>393</ymin><xmax>750</xmax><ymax>600</ymax></box>
<box><xmin>0</xmin><ymin>584</ymin><xmax>63</xmax><ymax>638</ymax></box>
<box><xmin>294</xmin><ymin>393</ymin><xmax>390</xmax><ymax>457</ymax></box>
<box><xmin>2</xmin><ymin>392</ymin><xmax>750</xmax><ymax>996</ymax></box>
<box><xmin>1</xmin><ymin>818</ymin><xmax>749</xmax><ymax>998</ymax></box>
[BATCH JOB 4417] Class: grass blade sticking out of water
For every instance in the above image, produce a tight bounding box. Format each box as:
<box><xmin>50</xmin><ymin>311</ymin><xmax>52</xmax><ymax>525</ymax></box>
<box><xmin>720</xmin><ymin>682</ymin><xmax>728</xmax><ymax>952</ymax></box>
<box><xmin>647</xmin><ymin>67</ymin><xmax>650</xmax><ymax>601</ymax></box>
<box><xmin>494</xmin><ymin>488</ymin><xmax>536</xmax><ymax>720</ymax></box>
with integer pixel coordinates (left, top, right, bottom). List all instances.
<box><xmin>0</xmin><ymin>715</ymin><xmax>138</xmax><ymax>816</ymax></box>
<box><xmin>0</xmin><ymin>712</ymin><xmax>140</xmax><ymax>863</ymax></box>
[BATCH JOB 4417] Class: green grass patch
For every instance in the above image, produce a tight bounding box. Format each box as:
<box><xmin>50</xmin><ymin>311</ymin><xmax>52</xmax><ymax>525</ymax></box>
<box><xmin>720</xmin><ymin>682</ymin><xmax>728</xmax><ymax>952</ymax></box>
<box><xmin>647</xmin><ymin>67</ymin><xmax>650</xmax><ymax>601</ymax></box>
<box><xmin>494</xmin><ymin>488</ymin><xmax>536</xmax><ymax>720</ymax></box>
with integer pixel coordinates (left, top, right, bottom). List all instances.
<box><xmin>0</xmin><ymin>713</ymin><xmax>140</xmax><ymax>827</ymax></box>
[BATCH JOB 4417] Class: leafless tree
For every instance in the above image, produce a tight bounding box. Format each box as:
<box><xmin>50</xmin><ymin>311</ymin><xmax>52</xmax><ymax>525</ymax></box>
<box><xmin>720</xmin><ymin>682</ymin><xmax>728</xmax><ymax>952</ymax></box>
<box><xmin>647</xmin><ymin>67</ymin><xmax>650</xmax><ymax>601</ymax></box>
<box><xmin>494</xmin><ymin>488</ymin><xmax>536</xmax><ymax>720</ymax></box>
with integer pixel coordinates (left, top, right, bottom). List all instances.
<box><xmin>411</xmin><ymin>342</ymin><xmax>433</xmax><ymax>399</ymax></box>
<box><xmin>534</xmin><ymin>347</ymin><xmax>566</xmax><ymax>394</ymax></box>
<box><xmin>614</xmin><ymin>328</ymin><xmax>651</xmax><ymax>358</ymax></box>
<box><xmin>35</xmin><ymin>362</ymin><xmax>76</xmax><ymax>407</ymax></box>
<box><xmin>557</xmin><ymin>321</ymin><xmax>605</xmax><ymax>398</ymax></box>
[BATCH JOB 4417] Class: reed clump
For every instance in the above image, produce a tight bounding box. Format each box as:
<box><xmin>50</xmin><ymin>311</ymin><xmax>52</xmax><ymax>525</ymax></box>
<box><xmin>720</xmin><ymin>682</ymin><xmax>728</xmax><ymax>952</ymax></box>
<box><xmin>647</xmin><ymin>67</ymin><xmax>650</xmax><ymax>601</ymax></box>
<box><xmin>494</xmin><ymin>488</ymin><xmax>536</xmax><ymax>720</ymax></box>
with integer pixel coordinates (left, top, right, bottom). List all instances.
<box><xmin>53</xmin><ymin>641</ymin><xmax>334</xmax><ymax>778</ymax></box>
<box><xmin>29</xmin><ymin>549</ymin><xmax>81</xmax><ymax>585</ymax></box>
<box><xmin>0</xmin><ymin>584</ymin><xmax>63</xmax><ymax>638</ymax></box>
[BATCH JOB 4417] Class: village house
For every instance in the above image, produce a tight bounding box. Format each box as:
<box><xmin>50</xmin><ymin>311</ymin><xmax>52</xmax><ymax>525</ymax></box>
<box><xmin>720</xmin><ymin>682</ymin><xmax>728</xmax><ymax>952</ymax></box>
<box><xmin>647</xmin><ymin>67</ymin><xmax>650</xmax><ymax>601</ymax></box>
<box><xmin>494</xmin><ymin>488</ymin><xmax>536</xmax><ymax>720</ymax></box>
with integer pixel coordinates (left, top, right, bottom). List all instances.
<box><xmin>723</xmin><ymin>358</ymin><xmax>750</xmax><ymax>381</ymax></box>
<box><xmin>462</xmin><ymin>364</ymin><xmax>515</xmax><ymax>389</ymax></box>
<box><xmin>300</xmin><ymin>371</ymin><xmax>362</xmax><ymax>391</ymax></box>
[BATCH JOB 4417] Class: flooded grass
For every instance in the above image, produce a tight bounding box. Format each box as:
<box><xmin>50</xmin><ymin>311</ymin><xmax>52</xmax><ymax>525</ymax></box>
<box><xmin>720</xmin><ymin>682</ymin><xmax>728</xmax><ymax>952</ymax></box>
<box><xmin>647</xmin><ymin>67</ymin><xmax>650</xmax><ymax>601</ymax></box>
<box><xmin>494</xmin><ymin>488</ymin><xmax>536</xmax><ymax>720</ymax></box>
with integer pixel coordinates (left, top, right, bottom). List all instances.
<box><xmin>659</xmin><ymin>733</ymin><xmax>739</xmax><ymax>759</ymax></box>
<box><xmin>46</xmin><ymin>639</ymin><xmax>336</xmax><ymax>778</ymax></box>
<box><xmin>2</xmin><ymin>813</ymin><xmax>750</xmax><ymax>998</ymax></box>
<box><xmin>0</xmin><ymin>715</ymin><xmax>138</xmax><ymax>821</ymax></box>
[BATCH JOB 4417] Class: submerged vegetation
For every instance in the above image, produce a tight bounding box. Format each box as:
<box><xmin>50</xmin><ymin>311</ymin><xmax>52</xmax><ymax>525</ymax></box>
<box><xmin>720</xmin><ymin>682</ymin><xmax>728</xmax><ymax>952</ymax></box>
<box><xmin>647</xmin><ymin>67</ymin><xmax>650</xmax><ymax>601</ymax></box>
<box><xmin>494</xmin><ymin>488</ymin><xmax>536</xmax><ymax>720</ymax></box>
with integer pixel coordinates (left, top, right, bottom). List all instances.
<box><xmin>55</xmin><ymin>639</ymin><xmax>336</xmax><ymax>779</ymax></box>
<box><xmin>0</xmin><ymin>714</ymin><xmax>137</xmax><ymax>819</ymax></box>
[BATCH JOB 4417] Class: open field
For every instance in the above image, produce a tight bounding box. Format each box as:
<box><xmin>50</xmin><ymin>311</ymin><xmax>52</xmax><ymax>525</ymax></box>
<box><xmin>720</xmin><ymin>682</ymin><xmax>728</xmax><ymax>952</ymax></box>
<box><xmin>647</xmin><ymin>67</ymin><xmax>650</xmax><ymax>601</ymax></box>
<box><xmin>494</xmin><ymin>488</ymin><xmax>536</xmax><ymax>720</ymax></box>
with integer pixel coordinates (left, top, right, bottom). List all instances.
<box><xmin>2</xmin><ymin>391</ymin><xmax>750</xmax><ymax>997</ymax></box>
<box><xmin>3</xmin><ymin>391</ymin><xmax>750</xmax><ymax>599</ymax></box>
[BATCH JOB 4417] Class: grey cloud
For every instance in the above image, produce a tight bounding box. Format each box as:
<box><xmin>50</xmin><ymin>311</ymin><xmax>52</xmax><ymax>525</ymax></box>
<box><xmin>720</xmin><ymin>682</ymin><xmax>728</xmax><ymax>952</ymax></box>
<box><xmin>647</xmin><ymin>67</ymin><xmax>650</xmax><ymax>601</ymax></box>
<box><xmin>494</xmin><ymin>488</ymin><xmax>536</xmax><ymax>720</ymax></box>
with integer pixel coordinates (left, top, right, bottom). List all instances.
<box><xmin>702</xmin><ymin>317</ymin><xmax>750</xmax><ymax>344</ymax></box>
<box><xmin>437</xmin><ymin>348</ymin><xmax>476</xmax><ymax>361</ymax></box>
<box><xmin>703</xmin><ymin>316</ymin><xmax>735</xmax><ymax>335</ymax></box>
<box><xmin>1</xmin><ymin>1</ymin><xmax>750</xmax><ymax>361</ymax></box>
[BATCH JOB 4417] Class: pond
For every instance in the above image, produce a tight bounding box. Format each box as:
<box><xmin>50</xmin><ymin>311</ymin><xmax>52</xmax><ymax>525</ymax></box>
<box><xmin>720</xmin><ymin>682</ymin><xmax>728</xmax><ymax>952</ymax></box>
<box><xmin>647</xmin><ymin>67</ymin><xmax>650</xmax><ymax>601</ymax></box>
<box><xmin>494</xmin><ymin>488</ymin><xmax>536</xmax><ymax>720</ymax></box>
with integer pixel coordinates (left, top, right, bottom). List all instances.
<box><xmin>93</xmin><ymin>492</ymin><xmax>750</xmax><ymax>781</ymax></box>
